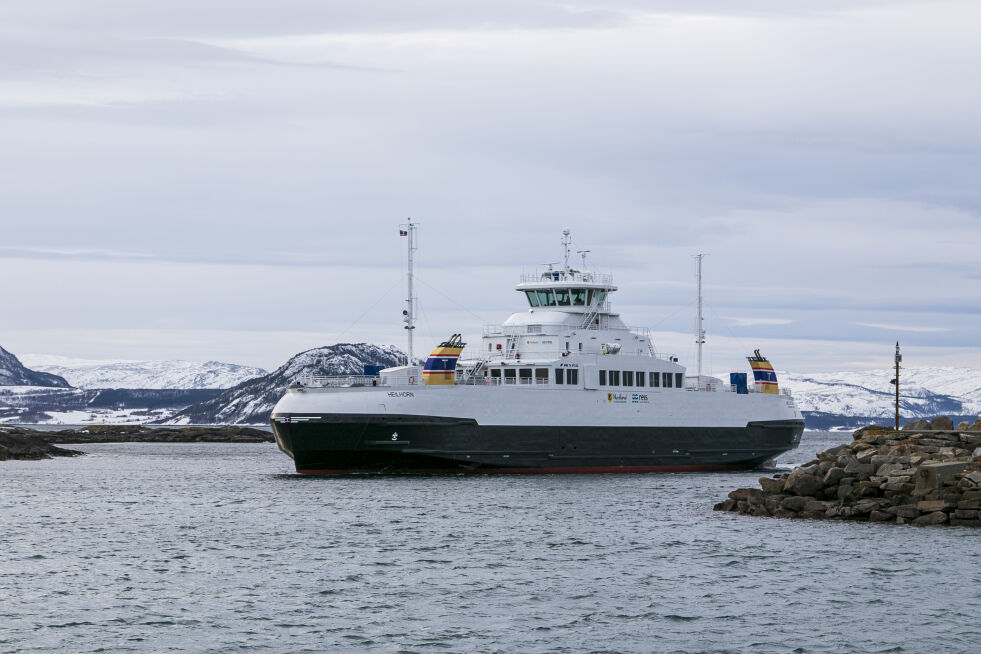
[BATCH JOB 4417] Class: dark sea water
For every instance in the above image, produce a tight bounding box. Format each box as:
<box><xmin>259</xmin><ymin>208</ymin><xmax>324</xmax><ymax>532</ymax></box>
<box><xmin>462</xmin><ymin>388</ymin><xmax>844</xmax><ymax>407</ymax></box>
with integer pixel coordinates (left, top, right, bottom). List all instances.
<box><xmin>2</xmin><ymin>432</ymin><xmax>978</xmax><ymax>653</ymax></box>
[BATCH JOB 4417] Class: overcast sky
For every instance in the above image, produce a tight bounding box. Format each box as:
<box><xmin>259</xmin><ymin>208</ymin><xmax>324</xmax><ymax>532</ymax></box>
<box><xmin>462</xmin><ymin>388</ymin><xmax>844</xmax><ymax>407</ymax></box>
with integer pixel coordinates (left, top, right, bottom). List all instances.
<box><xmin>2</xmin><ymin>0</ymin><xmax>979</xmax><ymax>375</ymax></box>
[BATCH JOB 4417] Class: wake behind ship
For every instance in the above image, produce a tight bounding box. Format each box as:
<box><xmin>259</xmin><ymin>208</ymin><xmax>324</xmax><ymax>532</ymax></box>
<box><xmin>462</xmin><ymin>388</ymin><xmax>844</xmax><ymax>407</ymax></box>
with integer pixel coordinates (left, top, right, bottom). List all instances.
<box><xmin>270</xmin><ymin>227</ymin><xmax>804</xmax><ymax>474</ymax></box>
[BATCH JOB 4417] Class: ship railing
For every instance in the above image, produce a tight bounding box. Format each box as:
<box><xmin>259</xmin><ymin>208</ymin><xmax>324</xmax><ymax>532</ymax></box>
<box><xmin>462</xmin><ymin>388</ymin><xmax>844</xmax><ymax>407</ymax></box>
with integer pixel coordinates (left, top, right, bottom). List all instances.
<box><xmin>519</xmin><ymin>271</ymin><xmax>614</xmax><ymax>285</ymax></box>
<box><xmin>300</xmin><ymin>375</ymin><xmax>386</xmax><ymax>388</ymax></box>
<box><xmin>682</xmin><ymin>383</ymin><xmax>793</xmax><ymax>397</ymax></box>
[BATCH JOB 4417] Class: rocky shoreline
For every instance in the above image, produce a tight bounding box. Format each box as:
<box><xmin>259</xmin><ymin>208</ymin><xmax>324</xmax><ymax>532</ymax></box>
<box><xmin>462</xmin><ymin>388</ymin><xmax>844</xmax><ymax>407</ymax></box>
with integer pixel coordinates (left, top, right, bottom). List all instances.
<box><xmin>715</xmin><ymin>416</ymin><xmax>981</xmax><ymax>527</ymax></box>
<box><xmin>0</xmin><ymin>424</ymin><xmax>274</xmax><ymax>460</ymax></box>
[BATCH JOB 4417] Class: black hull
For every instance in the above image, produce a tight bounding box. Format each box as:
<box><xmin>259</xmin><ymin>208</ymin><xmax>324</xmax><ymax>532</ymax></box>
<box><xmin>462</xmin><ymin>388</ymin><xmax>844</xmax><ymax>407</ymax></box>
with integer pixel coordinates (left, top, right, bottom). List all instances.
<box><xmin>270</xmin><ymin>413</ymin><xmax>804</xmax><ymax>475</ymax></box>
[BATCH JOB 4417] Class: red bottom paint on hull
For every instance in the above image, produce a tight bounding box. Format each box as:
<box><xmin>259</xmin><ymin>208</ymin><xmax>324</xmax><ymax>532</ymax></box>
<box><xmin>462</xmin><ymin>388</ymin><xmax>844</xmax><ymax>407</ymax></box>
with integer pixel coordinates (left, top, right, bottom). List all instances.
<box><xmin>295</xmin><ymin>463</ymin><xmax>746</xmax><ymax>475</ymax></box>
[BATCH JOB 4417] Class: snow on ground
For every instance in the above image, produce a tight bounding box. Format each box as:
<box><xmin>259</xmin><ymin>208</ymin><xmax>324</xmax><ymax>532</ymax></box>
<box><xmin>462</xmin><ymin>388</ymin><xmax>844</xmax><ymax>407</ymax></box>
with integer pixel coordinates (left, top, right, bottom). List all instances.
<box><xmin>19</xmin><ymin>355</ymin><xmax>267</xmax><ymax>389</ymax></box>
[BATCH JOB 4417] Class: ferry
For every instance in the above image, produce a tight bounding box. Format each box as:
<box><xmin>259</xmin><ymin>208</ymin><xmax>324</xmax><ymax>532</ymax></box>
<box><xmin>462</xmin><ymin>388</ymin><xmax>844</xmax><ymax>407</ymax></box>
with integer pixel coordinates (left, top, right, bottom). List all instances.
<box><xmin>270</xmin><ymin>226</ymin><xmax>804</xmax><ymax>474</ymax></box>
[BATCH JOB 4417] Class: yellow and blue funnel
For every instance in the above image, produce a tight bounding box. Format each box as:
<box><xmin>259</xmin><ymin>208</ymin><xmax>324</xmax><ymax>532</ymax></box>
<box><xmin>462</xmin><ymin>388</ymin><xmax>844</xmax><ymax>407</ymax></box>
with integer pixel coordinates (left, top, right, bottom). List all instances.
<box><xmin>423</xmin><ymin>334</ymin><xmax>465</xmax><ymax>385</ymax></box>
<box><xmin>748</xmin><ymin>349</ymin><xmax>779</xmax><ymax>395</ymax></box>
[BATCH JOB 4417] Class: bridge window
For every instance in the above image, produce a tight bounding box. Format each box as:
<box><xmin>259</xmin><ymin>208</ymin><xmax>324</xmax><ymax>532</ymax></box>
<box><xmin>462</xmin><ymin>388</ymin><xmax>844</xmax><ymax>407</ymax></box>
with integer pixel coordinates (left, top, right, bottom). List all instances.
<box><xmin>567</xmin><ymin>368</ymin><xmax>578</xmax><ymax>385</ymax></box>
<box><xmin>571</xmin><ymin>289</ymin><xmax>587</xmax><ymax>305</ymax></box>
<box><xmin>536</xmin><ymin>290</ymin><xmax>554</xmax><ymax>306</ymax></box>
<box><xmin>663</xmin><ymin>372</ymin><xmax>672</xmax><ymax>388</ymax></box>
<box><xmin>555</xmin><ymin>289</ymin><xmax>571</xmax><ymax>306</ymax></box>
<box><xmin>623</xmin><ymin>371</ymin><xmax>634</xmax><ymax>386</ymax></box>
<box><xmin>636</xmin><ymin>372</ymin><xmax>645</xmax><ymax>387</ymax></box>
<box><xmin>525</xmin><ymin>291</ymin><xmax>540</xmax><ymax>307</ymax></box>
<box><xmin>599</xmin><ymin>370</ymin><xmax>607</xmax><ymax>385</ymax></box>
<box><xmin>650</xmin><ymin>372</ymin><xmax>659</xmax><ymax>387</ymax></box>
<box><xmin>594</xmin><ymin>290</ymin><xmax>607</xmax><ymax>306</ymax></box>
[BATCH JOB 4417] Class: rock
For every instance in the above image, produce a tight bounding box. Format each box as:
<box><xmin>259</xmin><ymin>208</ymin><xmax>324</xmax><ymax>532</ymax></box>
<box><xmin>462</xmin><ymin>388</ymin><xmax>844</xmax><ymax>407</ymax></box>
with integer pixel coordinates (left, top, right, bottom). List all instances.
<box><xmin>854</xmin><ymin>425</ymin><xmax>893</xmax><ymax>440</ymax></box>
<box><xmin>876</xmin><ymin>462</ymin><xmax>909</xmax><ymax>477</ymax></box>
<box><xmin>749</xmin><ymin>505</ymin><xmax>770</xmax><ymax>517</ymax></box>
<box><xmin>904</xmin><ymin>419</ymin><xmax>931</xmax><ymax>431</ymax></box>
<box><xmin>764</xmin><ymin>495</ymin><xmax>786</xmax><ymax>513</ymax></box>
<box><xmin>916</xmin><ymin>438</ymin><xmax>949</xmax><ymax>448</ymax></box>
<box><xmin>954</xmin><ymin>509</ymin><xmax>979</xmax><ymax>519</ymax></box>
<box><xmin>973</xmin><ymin>447</ymin><xmax>981</xmax><ymax>461</ymax></box>
<box><xmin>869</xmin><ymin>510</ymin><xmax>893</xmax><ymax>522</ymax></box>
<box><xmin>956</xmin><ymin>499</ymin><xmax>981</xmax><ymax>510</ymax></box>
<box><xmin>728</xmin><ymin>488</ymin><xmax>754</xmax><ymax>501</ymax></box>
<box><xmin>913</xmin><ymin>461</ymin><xmax>969</xmax><ymax>495</ymax></box>
<box><xmin>714</xmin><ymin>499</ymin><xmax>737</xmax><ymax>511</ymax></box>
<box><xmin>850</xmin><ymin>499</ymin><xmax>882</xmax><ymax>515</ymax></box>
<box><xmin>803</xmin><ymin>500</ymin><xmax>828</xmax><ymax>512</ymax></box>
<box><xmin>759</xmin><ymin>477</ymin><xmax>785</xmax><ymax>493</ymax></box>
<box><xmin>962</xmin><ymin>473</ymin><xmax>981</xmax><ymax>487</ymax></box>
<box><xmin>917</xmin><ymin>499</ymin><xmax>954</xmax><ymax>512</ymax></box>
<box><xmin>930</xmin><ymin>416</ymin><xmax>954</xmax><ymax>430</ymax></box>
<box><xmin>746</xmin><ymin>489</ymin><xmax>764</xmax><ymax>506</ymax></box>
<box><xmin>786</xmin><ymin>473</ymin><xmax>824</xmax><ymax>497</ymax></box>
<box><xmin>912</xmin><ymin>511</ymin><xmax>948</xmax><ymax>526</ymax></box>
<box><xmin>957</xmin><ymin>421</ymin><xmax>971</xmax><ymax>431</ymax></box>
<box><xmin>0</xmin><ymin>430</ymin><xmax>83</xmax><ymax>461</ymax></box>
<box><xmin>885</xmin><ymin>504</ymin><xmax>920</xmax><ymax>519</ymax></box>
<box><xmin>823</xmin><ymin>467</ymin><xmax>845</xmax><ymax>487</ymax></box>
<box><xmin>973</xmin><ymin>417</ymin><xmax>981</xmax><ymax>431</ymax></box>
<box><xmin>781</xmin><ymin>496</ymin><xmax>809</xmax><ymax>512</ymax></box>
<box><xmin>844</xmin><ymin>462</ymin><xmax>875</xmax><ymax>481</ymax></box>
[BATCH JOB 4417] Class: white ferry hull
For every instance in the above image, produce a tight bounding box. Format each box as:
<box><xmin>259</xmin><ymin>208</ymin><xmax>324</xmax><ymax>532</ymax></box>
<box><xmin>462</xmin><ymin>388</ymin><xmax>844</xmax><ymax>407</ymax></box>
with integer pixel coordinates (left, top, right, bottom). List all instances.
<box><xmin>270</xmin><ymin>385</ymin><xmax>804</xmax><ymax>474</ymax></box>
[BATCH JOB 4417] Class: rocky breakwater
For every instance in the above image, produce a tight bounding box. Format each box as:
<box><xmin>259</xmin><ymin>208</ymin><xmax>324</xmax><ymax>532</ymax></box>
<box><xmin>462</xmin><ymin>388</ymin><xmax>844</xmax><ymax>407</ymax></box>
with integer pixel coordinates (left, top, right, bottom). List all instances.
<box><xmin>0</xmin><ymin>425</ymin><xmax>83</xmax><ymax>460</ymax></box>
<box><xmin>715</xmin><ymin>416</ymin><xmax>981</xmax><ymax>527</ymax></box>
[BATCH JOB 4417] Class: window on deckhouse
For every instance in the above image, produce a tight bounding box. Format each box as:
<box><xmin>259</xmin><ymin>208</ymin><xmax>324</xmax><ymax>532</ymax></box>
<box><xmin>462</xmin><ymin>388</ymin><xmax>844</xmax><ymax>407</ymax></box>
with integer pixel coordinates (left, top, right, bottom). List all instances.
<box><xmin>555</xmin><ymin>369</ymin><xmax>564</xmax><ymax>385</ymax></box>
<box><xmin>623</xmin><ymin>371</ymin><xmax>634</xmax><ymax>386</ymax></box>
<box><xmin>526</xmin><ymin>291</ymin><xmax>540</xmax><ymax>307</ymax></box>
<box><xmin>571</xmin><ymin>289</ymin><xmax>587</xmax><ymax>305</ymax></box>
<box><xmin>536</xmin><ymin>290</ymin><xmax>554</xmax><ymax>306</ymax></box>
<box><xmin>555</xmin><ymin>289</ymin><xmax>571</xmax><ymax>306</ymax></box>
<box><xmin>567</xmin><ymin>368</ymin><xmax>578</xmax><ymax>385</ymax></box>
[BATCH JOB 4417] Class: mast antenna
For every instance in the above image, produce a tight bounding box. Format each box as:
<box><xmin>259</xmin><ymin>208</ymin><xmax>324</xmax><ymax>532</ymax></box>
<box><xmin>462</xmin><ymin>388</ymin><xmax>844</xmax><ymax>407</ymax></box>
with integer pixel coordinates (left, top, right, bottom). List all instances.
<box><xmin>694</xmin><ymin>254</ymin><xmax>707</xmax><ymax>379</ymax></box>
<box><xmin>561</xmin><ymin>227</ymin><xmax>571</xmax><ymax>272</ymax></box>
<box><xmin>401</xmin><ymin>220</ymin><xmax>417</xmax><ymax>366</ymax></box>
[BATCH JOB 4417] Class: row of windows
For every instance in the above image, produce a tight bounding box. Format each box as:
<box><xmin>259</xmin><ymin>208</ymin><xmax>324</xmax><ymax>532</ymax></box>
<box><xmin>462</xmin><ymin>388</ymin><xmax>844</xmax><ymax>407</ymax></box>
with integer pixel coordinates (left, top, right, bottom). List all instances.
<box><xmin>525</xmin><ymin>289</ymin><xmax>607</xmax><ymax>308</ymax></box>
<box><xmin>599</xmin><ymin>370</ymin><xmax>683</xmax><ymax>389</ymax></box>
<box><xmin>487</xmin><ymin>367</ymin><xmax>579</xmax><ymax>385</ymax></box>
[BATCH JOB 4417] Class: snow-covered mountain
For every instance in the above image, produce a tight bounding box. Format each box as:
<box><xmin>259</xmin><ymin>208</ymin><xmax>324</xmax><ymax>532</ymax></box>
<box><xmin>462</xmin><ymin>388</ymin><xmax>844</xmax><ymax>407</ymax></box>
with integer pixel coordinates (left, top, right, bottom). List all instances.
<box><xmin>19</xmin><ymin>355</ymin><xmax>267</xmax><ymax>390</ymax></box>
<box><xmin>166</xmin><ymin>343</ymin><xmax>406</xmax><ymax>425</ymax></box>
<box><xmin>780</xmin><ymin>367</ymin><xmax>981</xmax><ymax>427</ymax></box>
<box><xmin>0</xmin><ymin>346</ymin><xmax>71</xmax><ymax>388</ymax></box>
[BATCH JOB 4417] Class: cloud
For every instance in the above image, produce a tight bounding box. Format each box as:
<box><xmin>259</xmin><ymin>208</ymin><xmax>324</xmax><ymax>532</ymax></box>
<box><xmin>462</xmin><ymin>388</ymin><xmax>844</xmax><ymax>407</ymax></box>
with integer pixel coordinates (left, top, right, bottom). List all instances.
<box><xmin>726</xmin><ymin>317</ymin><xmax>796</xmax><ymax>327</ymax></box>
<box><xmin>853</xmin><ymin>322</ymin><xmax>953</xmax><ymax>334</ymax></box>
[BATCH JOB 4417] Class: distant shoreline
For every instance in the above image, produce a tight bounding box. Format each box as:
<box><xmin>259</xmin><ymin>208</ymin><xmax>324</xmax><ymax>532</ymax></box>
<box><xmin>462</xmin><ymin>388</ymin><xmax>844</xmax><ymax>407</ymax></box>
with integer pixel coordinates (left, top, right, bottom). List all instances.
<box><xmin>1</xmin><ymin>425</ymin><xmax>274</xmax><ymax>460</ymax></box>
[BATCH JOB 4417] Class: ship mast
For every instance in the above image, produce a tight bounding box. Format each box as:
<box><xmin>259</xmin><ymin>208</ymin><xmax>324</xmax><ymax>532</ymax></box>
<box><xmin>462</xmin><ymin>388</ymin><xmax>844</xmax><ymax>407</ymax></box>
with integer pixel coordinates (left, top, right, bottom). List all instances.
<box><xmin>561</xmin><ymin>227</ymin><xmax>572</xmax><ymax>272</ymax></box>
<box><xmin>695</xmin><ymin>253</ymin><xmax>706</xmax><ymax>379</ymax></box>
<box><xmin>401</xmin><ymin>220</ymin><xmax>417</xmax><ymax>366</ymax></box>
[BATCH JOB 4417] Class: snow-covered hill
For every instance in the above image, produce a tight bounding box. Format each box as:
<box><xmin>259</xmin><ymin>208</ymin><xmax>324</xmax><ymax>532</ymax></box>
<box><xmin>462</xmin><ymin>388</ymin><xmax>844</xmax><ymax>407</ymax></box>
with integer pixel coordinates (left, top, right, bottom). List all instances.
<box><xmin>19</xmin><ymin>355</ymin><xmax>267</xmax><ymax>390</ymax></box>
<box><xmin>166</xmin><ymin>343</ymin><xmax>406</xmax><ymax>425</ymax></box>
<box><xmin>780</xmin><ymin>367</ymin><xmax>981</xmax><ymax>423</ymax></box>
<box><xmin>0</xmin><ymin>347</ymin><xmax>71</xmax><ymax>388</ymax></box>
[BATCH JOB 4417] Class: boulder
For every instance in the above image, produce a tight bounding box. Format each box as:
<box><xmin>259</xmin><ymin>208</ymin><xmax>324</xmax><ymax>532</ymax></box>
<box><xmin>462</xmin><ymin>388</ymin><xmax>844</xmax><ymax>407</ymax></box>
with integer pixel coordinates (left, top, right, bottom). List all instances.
<box><xmin>913</xmin><ymin>461</ymin><xmax>969</xmax><ymax>494</ymax></box>
<box><xmin>759</xmin><ymin>476</ymin><xmax>785</xmax><ymax>493</ymax></box>
<box><xmin>917</xmin><ymin>499</ymin><xmax>954</xmax><ymax>513</ymax></box>
<box><xmin>912</xmin><ymin>511</ymin><xmax>948</xmax><ymax>526</ymax></box>
<box><xmin>903</xmin><ymin>419</ymin><xmax>931</xmax><ymax>431</ymax></box>
<box><xmin>885</xmin><ymin>504</ymin><xmax>920</xmax><ymax>519</ymax></box>
<box><xmin>957</xmin><ymin>421</ymin><xmax>971</xmax><ymax>431</ymax></box>
<box><xmin>780</xmin><ymin>496</ymin><xmax>809</xmax><ymax>512</ymax></box>
<box><xmin>953</xmin><ymin>509</ymin><xmax>979</xmax><ymax>519</ymax></box>
<box><xmin>786</xmin><ymin>473</ymin><xmax>824</xmax><ymax>497</ymax></box>
<box><xmin>869</xmin><ymin>510</ymin><xmax>893</xmax><ymax>522</ymax></box>
<box><xmin>930</xmin><ymin>416</ymin><xmax>954</xmax><ymax>430</ymax></box>
<box><xmin>823</xmin><ymin>467</ymin><xmax>846</xmax><ymax>487</ymax></box>
<box><xmin>728</xmin><ymin>488</ymin><xmax>754</xmax><ymax>501</ymax></box>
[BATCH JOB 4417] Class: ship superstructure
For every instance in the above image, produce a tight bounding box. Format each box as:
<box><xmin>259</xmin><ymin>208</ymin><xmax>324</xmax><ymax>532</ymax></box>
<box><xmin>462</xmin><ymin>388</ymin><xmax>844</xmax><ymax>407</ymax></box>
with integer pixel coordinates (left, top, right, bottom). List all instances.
<box><xmin>270</xmin><ymin>228</ymin><xmax>804</xmax><ymax>474</ymax></box>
